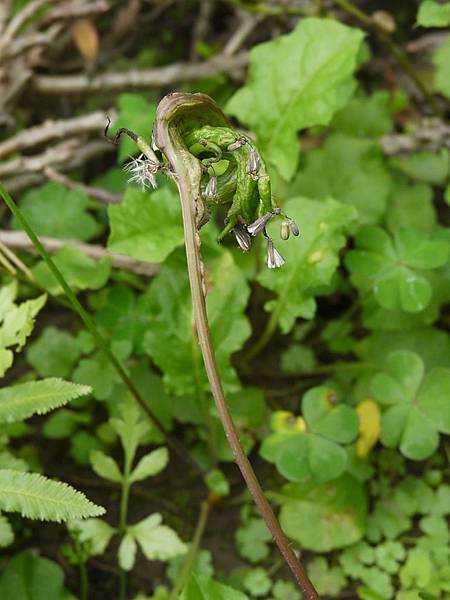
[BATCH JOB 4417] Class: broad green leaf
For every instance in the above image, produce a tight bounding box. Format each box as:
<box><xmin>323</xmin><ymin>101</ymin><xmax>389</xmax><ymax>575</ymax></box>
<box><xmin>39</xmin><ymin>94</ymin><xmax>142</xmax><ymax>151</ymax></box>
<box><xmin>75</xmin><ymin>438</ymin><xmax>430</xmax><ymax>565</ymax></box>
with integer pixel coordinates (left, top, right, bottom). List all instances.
<box><xmin>27</xmin><ymin>327</ymin><xmax>81</xmax><ymax>378</ymax></box>
<box><xmin>371</xmin><ymin>351</ymin><xmax>450</xmax><ymax>459</ymax></box>
<box><xmin>0</xmin><ymin>282</ymin><xmax>46</xmax><ymax>376</ymax></box>
<box><xmin>167</xmin><ymin>549</ymin><xmax>213</xmax><ymax>584</ymax></box>
<box><xmin>12</xmin><ymin>182</ymin><xmax>98</xmax><ymax>241</ymax></box>
<box><xmin>433</xmin><ymin>34</ymin><xmax>450</xmax><ymax>99</ymax></box>
<box><xmin>43</xmin><ymin>409</ymin><xmax>90</xmax><ymax>439</ymax></box>
<box><xmin>0</xmin><ymin>379</ymin><xmax>91</xmax><ymax>424</ymax></box>
<box><xmin>0</xmin><ymin>469</ymin><xmax>104</xmax><ymax>522</ymax></box>
<box><xmin>307</xmin><ymin>557</ymin><xmax>347</xmax><ymax>597</ymax></box>
<box><xmin>70</xmin><ymin>431</ymin><xmax>103</xmax><ymax>466</ymax></box>
<box><xmin>226</xmin><ymin>18</ymin><xmax>364</xmax><ymax>180</ymax></box>
<box><xmin>279</xmin><ymin>475</ymin><xmax>367</xmax><ymax>551</ymax></box>
<box><xmin>107</xmin><ymin>187</ymin><xmax>184</xmax><ymax>263</ymax></box>
<box><xmin>113</xmin><ymin>94</ymin><xmax>157</xmax><ymax>162</ymax></box>
<box><xmin>118</xmin><ymin>532</ymin><xmax>137</xmax><ymax>571</ymax></box>
<box><xmin>132</xmin><ymin>513</ymin><xmax>187</xmax><ymax>560</ymax></box>
<box><xmin>332</xmin><ymin>90</ymin><xmax>402</xmax><ymax>138</ymax></box>
<box><xmin>32</xmin><ymin>246</ymin><xmax>111</xmax><ymax>295</ymax></box>
<box><xmin>417</xmin><ymin>1</ymin><xmax>450</xmax><ymax>27</ymax></box>
<box><xmin>129</xmin><ymin>447</ymin><xmax>168</xmax><ymax>483</ymax></box>
<box><xmin>68</xmin><ymin>518</ymin><xmax>115</xmax><ymax>555</ymax></box>
<box><xmin>258</xmin><ymin>197</ymin><xmax>356</xmax><ymax>333</ymax></box>
<box><xmin>183</xmin><ymin>573</ymin><xmax>249</xmax><ymax>600</ymax></box>
<box><xmin>236</xmin><ymin>518</ymin><xmax>272</xmax><ymax>563</ymax></box>
<box><xmin>291</xmin><ymin>134</ymin><xmax>392</xmax><ymax>225</ymax></box>
<box><xmin>205</xmin><ymin>469</ymin><xmax>230</xmax><ymax>496</ymax></box>
<box><xmin>270</xmin><ymin>580</ymin><xmax>302</xmax><ymax>600</ymax></box>
<box><xmin>0</xmin><ymin>551</ymin><xmax>70</xmax><ymax>600</ymax></box>
<box><xmin>142</xmin><ymin>245</ymin><xmax>250</xmax><ymax>395</ymax></box>
<box><xmin>0</xmin><ymin>515</ymin><xmax>14</xmax><ymax>547</ymax></box>
<box><xmin>346</xmin><ymin>226</ymin><xmax>449</xmax><ymax>313</ymax></box>
<box><xmin>281</xmin><ymin>343</ymin><xmax>316</xmax><ymax>373</ymax></box>
<box><xmin>400</xmin><ymin>549</ymin><xmax>432</xmax><ymax>589</ymax></box>
<box><xmin>90</xmin><ymin>450</ymin><xmax>122</xmax><ymax>483</ymax></box>
<box><xmin>260</xmin><ymin>387</ymin><xmax>358</xmax><ymax>483</ymax></box>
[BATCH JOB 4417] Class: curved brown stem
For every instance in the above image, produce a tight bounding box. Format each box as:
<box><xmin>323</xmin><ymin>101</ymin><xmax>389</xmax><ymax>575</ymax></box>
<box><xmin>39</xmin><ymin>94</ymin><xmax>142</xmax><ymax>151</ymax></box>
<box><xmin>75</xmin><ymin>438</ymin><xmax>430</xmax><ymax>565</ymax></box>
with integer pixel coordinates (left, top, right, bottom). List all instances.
<box><xmin>154</xmin><ymin>93</ymin><xmax>319</xmax><ymax>600</ymax></box>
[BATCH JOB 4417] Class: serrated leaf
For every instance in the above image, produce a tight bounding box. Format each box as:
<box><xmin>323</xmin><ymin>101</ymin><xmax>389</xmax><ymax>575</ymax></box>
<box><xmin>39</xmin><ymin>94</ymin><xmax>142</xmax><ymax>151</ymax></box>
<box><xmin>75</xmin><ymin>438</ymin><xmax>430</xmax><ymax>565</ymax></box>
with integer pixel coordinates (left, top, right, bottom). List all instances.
<box><xmin>118</xmin><ymin>532</ymin><xmax>137</xmax><ymax>571</ymax></box>
<box><xmin>90</xmin><ymin>450</ymin><xmax>122</xmax><ymax>483</ymax></box>
<box><xmin>243</xmin><ymin>567</ymin><xmax>271</xmax><ymax>597</ymax></box>
<box><xmin>226</xmin><ymin>18</ymin><xmax>364</xmax><ymax>179</ymax></box>
<box><xmin>133</xmin><ymin>513</ymin><xmax>187</xmax><ymax>560</ymax></box>
<box><xmin>279</xmin><ymin>475</ymin><xmax>367</xmax><ymax>552</ymax></box>
<box><xmin>12</xmin><ymin>182</ymin><xmax>98</xmax><ymax>241</ymax></box>
<box><xmin>417</xmin><ymin>1</ymin><xmax>450</xmax><ymax>27</ymax></box>
<box><xmin>0</xmin><ymin>551</ymin><xmax>70</xmax><ymax>600</ymax></box>
<box><xmin>258</xmin><ymin>197</ymin><xmax>356</xmax><ymax>333</ymax></box>
<box><xmin>0</xmin><ymin>283</ymin><xmax>46</xmax><ymax>376</ymax></box>
<box><xmin>32</xmin><ymin>245</ymin><xmax>111</xmax><ymax>295</ymax></box>
<box><xmin>107</xmin><ymin>187</ymin><xmax>184</xmax><ymax>263</ymax></box>
<box><xmin>68</xmin><ymin>517</ymin><xmax>115</xmax><ymax>555</ymax></box>
<box><xmin>129</xmin><ymin>447</ymin><xmax>168</xmax><ymax>483</ymax></box>
<box><xmin>291</xmin><ymin>134</ymin><xmax>392</xmax><ymax>225</ymax></box>
<box><xmin>142</xmin><ymin>244</ymin><xmax>250</xmax><ymax>395</ymax></box>
<box><xmin>307</xmin><ymin>557</ymin><xmax>347</xmax><ymax>597</ymax></box>
<box><xmin>0</xmin><ymin>378</ymin><xmax>91</xmax><ymax>424</ymax></box>
<box><xmin>0</xmin><ymin>469</ymin><xmax>104</xmax><ymax>522</ymax></box>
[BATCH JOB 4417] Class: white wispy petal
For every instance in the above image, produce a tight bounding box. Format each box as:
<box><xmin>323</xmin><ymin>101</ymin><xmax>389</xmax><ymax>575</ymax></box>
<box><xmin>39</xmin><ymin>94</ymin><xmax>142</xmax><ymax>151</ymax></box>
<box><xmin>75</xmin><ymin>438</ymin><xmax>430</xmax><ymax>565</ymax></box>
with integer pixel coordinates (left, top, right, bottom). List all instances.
<box><xmin>124</xmin><ymin>156</ymin><xmax>159</xmax><ymax>190</ymax></box>
<box><xmin>267</xmin><ymin>238</ymin><xmax>285</xmax><ymax>268</ymax></box>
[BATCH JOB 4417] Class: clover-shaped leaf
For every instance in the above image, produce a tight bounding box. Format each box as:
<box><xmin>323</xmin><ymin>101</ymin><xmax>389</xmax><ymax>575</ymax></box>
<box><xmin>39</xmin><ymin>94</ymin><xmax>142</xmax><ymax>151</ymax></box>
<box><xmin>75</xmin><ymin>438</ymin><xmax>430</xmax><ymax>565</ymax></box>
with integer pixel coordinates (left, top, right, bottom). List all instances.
<box><xmin>236</xmin><ymin>518</ymin><xmax>272</xmax><ymax>563</ymax></box>
<box><xmin>371</xmin><ymin>351</ymin><xmax>450</xmax><ymax>460</ymax></box>
<box><xmin>346</xmin><ymin>227</ymin><xmax>449</xmax><ymax>313</ymax></box>
<box><xmin>260</xmin><ymin>387</ymin><xmax>359</xmax><ymax>483</ymax></box>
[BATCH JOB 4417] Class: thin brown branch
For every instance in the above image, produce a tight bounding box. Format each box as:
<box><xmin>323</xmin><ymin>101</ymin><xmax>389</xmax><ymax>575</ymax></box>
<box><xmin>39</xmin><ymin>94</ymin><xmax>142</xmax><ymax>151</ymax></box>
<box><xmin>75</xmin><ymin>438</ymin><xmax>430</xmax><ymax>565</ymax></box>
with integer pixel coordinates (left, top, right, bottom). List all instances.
<box><xmin>0</xmin><ymin>229</ymin><xmax>160</xmax><ymax>277</ymax></box>
<box><xmin>31</xmin><ymin>53</ymin><xmax>248</xmax><ymax>94</ymax></box>
<box><xmin>2</xmin><ymin>22</ymin><xmax>63</xmax><ymax>61</ymax></box>
<box><xmin>0</xmin><ymin>110</ymin><xmax>114</xmax><ymax>159</ymax></box>
<box><xmin>41</xmin><ymin>0</ymin><xmax>111</xmax><ymax>25</ymax></box>
<box><xmin>43</xmin><ymin>167</ymin><xmax>122</xmax><ymax>204</ymax></box>
<box><xmin>0</xmin><ymin>0</ymin><xmax>58</xmax><ymax>52</ymax></box>
<box><xmin>223</xmin><ymin>11</ymin><xmax>263</xmax><ymax>56</ymax></box>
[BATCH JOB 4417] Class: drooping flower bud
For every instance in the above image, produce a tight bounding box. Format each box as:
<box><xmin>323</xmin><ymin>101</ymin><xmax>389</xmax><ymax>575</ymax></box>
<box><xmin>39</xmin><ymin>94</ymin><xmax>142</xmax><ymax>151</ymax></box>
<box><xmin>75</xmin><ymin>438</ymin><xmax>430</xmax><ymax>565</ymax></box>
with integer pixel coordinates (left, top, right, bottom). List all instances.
<box><xmin>248</xmin><ymin>149</ymin><xmax>261</xmax><ymax>180</ymax></box>
<box><xmin>204</xmin><ymin>176</ymin><xmax>218</xmax><ymax>200</ymax></box>
<box><xmin>280</xmin><ymin>220</ymin><xmax>290</xmax><ymax>240</ymax></box>
<box><xmin>247</xmin><ymin>212</ymin><xmax>273</xmax><ymax>236</ymax></box>
<box><xmin>289</xmin><ymin>218</ymin><xmax>300</xmax><ymax>237</ymax></box>
<box><xmin>267</xmin><ymin>238</ymin><xmax>285</xmax><ymax>269</ymax></box>
<box><xmin>233</xmin><ymin>223</ymin><xmax>252</xmax><ymax>252</ymax></box>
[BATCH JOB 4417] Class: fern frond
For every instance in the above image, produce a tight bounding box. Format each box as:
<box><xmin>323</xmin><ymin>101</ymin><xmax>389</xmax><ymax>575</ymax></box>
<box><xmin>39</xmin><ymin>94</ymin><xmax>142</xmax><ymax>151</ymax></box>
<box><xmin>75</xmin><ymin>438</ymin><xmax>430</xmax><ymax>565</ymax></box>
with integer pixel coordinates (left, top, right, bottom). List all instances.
<box><xmin>0</xmin><ymin>378</ymin><xmax>91</xmax><ymax>424</ymax></box>
<box><xmin>0</xmin><ymin>470</ymin><xmax>105</xmax><ymax>522</ymax></box>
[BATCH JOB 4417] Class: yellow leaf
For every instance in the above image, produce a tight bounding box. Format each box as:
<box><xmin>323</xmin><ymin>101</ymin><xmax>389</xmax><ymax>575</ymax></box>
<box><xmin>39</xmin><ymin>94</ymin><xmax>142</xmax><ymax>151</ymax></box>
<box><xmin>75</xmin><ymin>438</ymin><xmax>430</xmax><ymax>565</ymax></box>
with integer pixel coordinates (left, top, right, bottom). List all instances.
<box><xmin>355</xmin><ymin>399</ymin><xmax>380</xmax><ymax>458</ymax></box>
<box><xmin>271</xmin><ymin>411</ymin><xmax>306</xmax><ymax>433</ymax></box>
<box><xmin>72</xmin><ymin>19</ymin><xmax>99</xmax><ymax>64</ymax></box>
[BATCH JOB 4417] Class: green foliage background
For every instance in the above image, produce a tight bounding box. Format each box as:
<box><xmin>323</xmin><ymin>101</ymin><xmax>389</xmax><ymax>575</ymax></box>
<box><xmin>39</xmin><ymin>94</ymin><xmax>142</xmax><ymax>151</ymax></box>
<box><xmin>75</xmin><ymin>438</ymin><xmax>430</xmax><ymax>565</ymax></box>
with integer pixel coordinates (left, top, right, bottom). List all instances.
<box><xmin>0</xmin><ymin>1</ymin><xmax>449</xmax><ymax>599</ymax></box>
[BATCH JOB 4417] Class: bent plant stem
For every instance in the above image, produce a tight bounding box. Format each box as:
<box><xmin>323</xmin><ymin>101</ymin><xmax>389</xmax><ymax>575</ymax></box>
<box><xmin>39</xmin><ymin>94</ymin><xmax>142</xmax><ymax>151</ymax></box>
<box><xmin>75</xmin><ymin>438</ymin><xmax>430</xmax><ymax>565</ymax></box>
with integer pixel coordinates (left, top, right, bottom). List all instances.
<box><xmin>0</xmin><ymin>180</ymin><xmax>204</xmax><ymax>477</ymax></box>
<box><xmin>154</xmin><ymin>94</ymin><xmax>319</xmax><ymax>599</ymax></box>
<box><xmin>169</xmin><ymin>497</ymin><xmax>212</xmax><ymax>599</ymax></box>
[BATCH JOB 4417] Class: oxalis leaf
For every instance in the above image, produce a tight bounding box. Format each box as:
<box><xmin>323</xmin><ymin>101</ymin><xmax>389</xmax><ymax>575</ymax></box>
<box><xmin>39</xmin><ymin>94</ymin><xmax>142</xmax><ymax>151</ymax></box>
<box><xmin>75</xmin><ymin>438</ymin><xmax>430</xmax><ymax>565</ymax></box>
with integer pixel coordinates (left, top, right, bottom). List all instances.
<box><xmin>279</xmin><ymin>475</ymin><xmax>367</xmax><ymax>552</ymax></box>
<box><xmin>260</xmin><ymin>386</ymin><xmax>359</xmax><ymax>483</ymax></box>
<box><xmin>371</xmin><ymin>350</ymin><xmax>450</xmax><ymax>460</ymax></box>
<box><xmin>258</xmin><ymin>197</ymin><xmax>356</xmax><ymax>334</ymax></box>
<box><xmin>346</xmin><ymin>226</ymin><xmax>450</xmax><ymax>313</ymax></box>
<box><xmin>107</xmin><ymin>186</ymin><xmax>184</xmax><ymax>263</ymax></box>
<box><xmin>0</xmin><ymin>470</ymin><xmax>104</xmax><ymax>522</ymax></box>
<box><xmin>142</xmin><ymin>244</ymin><xmax>250</xmax><ymax>395</ymax></box>
<box><xmin>0</xmin><ymin>378</ymin><xmax>91</xmax><ymax>424</ymax></box>
<box><xmin>226</xmin><ymin>18</ymin><xmax>364</xmax><ymax>180</ymax></box>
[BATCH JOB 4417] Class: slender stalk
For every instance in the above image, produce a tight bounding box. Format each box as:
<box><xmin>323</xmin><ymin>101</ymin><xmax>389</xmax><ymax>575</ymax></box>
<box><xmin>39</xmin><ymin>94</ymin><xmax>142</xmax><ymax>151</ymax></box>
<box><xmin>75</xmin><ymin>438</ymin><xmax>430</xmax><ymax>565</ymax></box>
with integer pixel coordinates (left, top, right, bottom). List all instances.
<box><xmin>118</xmin><ymin>447</ymin><xmax>133</xmax><ymax>600</ymax></box>
<box><xmin>169</xmin><ymin>498</ymin><xmax>212</xmax><ymax>600</ymax></box>
<box><xmin>154</xmin><ymin>94</ymin><xmax>320</xmax><ymax>600</ymax></box>
<box><xmin>0</xmin><ymin>181</ymin><xmax>205</xmax><ymax>477</ymax></box>
<box><xmin>79</xmin><ymin>560</ymin><xmax>89</xmax><ymax>600</ymax></box>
